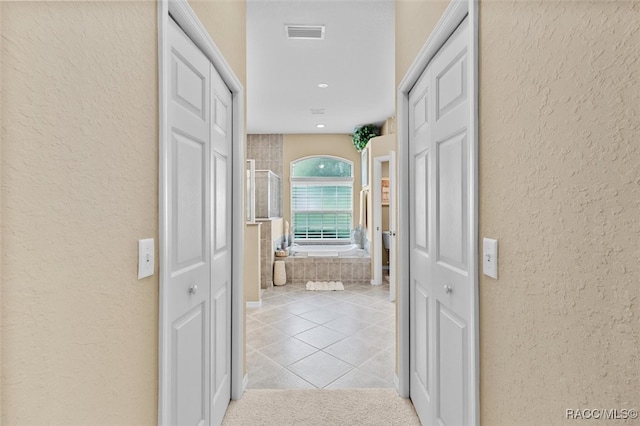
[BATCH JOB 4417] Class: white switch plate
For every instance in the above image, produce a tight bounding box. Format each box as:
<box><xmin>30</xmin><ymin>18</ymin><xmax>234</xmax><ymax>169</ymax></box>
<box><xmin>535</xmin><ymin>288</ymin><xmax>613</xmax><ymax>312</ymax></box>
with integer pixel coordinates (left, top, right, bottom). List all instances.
<box><xmin>483</xmin><ymin>238</ymin><xmax>498</xmax><ymax>279</ymax></box>
<box><xmin>138</xmin><ymin>238</ymin><xmax>155</xmax><ymax>279</ymax></box>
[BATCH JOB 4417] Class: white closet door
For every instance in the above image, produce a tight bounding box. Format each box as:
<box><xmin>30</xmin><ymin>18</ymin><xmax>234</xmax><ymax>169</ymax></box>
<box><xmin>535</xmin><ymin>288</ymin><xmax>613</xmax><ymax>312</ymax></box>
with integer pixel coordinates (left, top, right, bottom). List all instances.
<box><xmin>165</xmin><ymin>18</ymin><xmax>233</xmax><ymax>426</ymax></box>
<box><xmin>209</xmin><ymin>60</ymin><xmax>233</xmax><ymax>426</ymax></box>
<box><xmin>167</xmin><ymin>18</ymin><xmax>212</xmax><ymax>426</ymax></box>
<box><xmin>410</xmin><ymin>17</ymin><xmax>474</xmax><ymax>426</ymax></box>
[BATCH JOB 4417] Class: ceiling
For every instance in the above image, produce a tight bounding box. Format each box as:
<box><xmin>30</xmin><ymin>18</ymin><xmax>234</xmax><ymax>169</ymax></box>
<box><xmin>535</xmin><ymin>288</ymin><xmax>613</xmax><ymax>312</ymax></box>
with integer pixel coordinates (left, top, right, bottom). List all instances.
<box><xmin>247</xmin><ymin>0</ymin><xmax>395</xmax><ymax>135</ymax></box>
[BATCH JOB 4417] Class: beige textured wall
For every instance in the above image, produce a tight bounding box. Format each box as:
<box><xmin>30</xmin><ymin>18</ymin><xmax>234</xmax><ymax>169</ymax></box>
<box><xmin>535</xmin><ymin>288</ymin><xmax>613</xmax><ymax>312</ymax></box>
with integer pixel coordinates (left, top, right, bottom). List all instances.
<box><xmin>190</xmin><ymin>0</ymin><xmax>247</xmax><ymax>88</ymax></box>
<box><xmin>479</xmin><ymin>1</ymin><xmax>639</xmax><ymax>423</ymax></box>
<box><xmin>1</xmin><ymin>1</ymin><xmax>246</xmax><ymax>424</ymax></box>
<box><xmin>398</xmin><ymin>0</ymin><xmax>640</xmax><ymax>424</ymax></box>
<box><xmin>396</xmin><ymin>0</ymin><xmax>449</xmax><ymax>87</ymax></box>
<box><xmin>1</xmin><ymin>2</ymin><xmax>158</xmax><ymax>424</ymax></box>
<box><xmin>283</xmin><ymin>134</ymin><xmax>362</xmax><ymax>229</ymax></box>
<box><xmin>244</xmin><ymin>223</ymin><xmax>261</xmax><ymax>303</ymax></box>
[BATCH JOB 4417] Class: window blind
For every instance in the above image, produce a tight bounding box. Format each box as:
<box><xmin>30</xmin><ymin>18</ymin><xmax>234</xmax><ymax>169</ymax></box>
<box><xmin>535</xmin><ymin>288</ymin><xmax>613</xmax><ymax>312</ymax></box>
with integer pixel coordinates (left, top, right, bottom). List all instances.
<box><xmin>291</xmin><ymin>181</ymin><xmax>352</xmax><ymax>240</ymax></box>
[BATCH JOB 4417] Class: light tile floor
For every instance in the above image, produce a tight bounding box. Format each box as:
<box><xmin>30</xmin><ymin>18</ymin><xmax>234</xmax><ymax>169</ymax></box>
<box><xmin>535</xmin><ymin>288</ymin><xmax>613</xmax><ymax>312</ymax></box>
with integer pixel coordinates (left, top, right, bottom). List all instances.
<box><xmin>246</xmin><ymin>277</ymin><xmax>395</xmax><ymax>390</ymax></box>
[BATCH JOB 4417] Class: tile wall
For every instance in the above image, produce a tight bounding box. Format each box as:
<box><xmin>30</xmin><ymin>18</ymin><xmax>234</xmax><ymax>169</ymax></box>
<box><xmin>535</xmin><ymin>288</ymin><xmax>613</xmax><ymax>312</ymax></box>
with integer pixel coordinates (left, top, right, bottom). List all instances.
<box><xmin>247</xmin><ymin>134</ymin><xmax>283</xmax><ymax>178</ymax></box>
<box><xmin>249</xmin><ymin>134</ymin><xmax>285</xmax><ymax>289</ymax></box>
<box><xmin>280</xmin><ymin>257</ymin><xmax>371</xmax><ymax>285</ymax></box>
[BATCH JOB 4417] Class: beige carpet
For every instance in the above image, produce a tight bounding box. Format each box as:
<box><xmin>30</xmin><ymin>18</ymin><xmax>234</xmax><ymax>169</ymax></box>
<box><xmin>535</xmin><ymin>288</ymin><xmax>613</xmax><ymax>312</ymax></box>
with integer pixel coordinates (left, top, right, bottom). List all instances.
<box><xmin>222</xmin><ymin>389</ymin><xmax>421</xmax><ymax>425</ymax></box>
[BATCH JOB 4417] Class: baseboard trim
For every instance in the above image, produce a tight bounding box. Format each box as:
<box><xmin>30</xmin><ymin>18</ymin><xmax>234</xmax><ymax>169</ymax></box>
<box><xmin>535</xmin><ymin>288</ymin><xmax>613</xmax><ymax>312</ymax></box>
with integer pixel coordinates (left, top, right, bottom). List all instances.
<box><xmin>233</xmin><ymin>373</ymin><xmax>248</xmax><ymax>400</ymax></box>
<box><xmin>246</xmin><ymin>301</ymin><xmax>262</xmax><ymax>309</ymax></box>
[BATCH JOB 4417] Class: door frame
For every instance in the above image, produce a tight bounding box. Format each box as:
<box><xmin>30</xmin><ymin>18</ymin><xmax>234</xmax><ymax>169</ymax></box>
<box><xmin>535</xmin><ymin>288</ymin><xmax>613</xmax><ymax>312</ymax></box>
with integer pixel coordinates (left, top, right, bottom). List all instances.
<box><xmin>372</xmin><ymin>153</ymin><xmax>396</xmax><ymax>301</ymax></box>
<box><xmin>389</xmin><ymin>150</ymin><xmax>396</xmax><ymax>303</ymax></box>
<box><xmin>158</xmin><ymin>0</ymin><xmax>246</xmax><ymax>424</ymax></box>
<box><xmin>371</xmin><ymin>155</ymin><xmax>388</xmax><ymax>287</ymax></box>
<box><xmin>396</xmin><ymin>1</ymin><xmax>478</xmax><ymax>424</ymax></box>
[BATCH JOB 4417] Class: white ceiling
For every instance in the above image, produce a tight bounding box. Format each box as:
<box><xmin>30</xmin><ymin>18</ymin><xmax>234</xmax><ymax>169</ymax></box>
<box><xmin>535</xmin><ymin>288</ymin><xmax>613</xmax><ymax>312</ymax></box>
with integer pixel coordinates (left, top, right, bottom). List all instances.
<box><xmin>247</xmin><ymin>0</ymin><xmax>395</xmax><ymax>134</ymax></box>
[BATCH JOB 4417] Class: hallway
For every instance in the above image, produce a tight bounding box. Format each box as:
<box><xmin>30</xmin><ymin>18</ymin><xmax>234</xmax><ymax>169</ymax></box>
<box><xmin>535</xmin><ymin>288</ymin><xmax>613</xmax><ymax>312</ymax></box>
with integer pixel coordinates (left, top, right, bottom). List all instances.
<box><xmin>246</xmin><ymin>279</ymin><xmax>395</xmax><ymax>389</ymax></box>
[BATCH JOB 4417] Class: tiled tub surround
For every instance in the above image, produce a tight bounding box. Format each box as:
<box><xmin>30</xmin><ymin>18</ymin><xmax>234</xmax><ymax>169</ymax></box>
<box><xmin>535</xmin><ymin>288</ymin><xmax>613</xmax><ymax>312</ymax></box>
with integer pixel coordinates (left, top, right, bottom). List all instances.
<box><xmin>246</xmin><ymin>281</ymin><xmax>395</xmax><ymax>389</ymax></box>
<box><xmin>258</xmin><ymin>219</ymin><xmax>284</xmax><ymax>289</ymax></box>
<box><xmin>289</xmin><ymin>243</ymin><xmax>366</xmax><ymax>257</ymax></box>
<box><xmin>281</xmin><ymin>256</ymin><xmax>371</xmax><ymax>285</ymax></box>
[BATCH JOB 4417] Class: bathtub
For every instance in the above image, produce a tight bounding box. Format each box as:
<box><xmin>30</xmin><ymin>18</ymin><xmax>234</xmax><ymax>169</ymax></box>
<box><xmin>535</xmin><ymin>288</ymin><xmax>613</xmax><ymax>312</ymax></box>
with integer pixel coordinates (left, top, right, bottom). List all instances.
<box><xmin>290</xmin><ymin>243</ymin><xmax>365</xmax><ymax>258</ymax></box>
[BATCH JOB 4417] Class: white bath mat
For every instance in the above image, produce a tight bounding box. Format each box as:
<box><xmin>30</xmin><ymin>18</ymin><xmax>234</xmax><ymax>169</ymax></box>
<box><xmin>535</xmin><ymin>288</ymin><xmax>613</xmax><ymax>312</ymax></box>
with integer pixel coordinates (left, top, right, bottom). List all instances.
<box><xmin>306</xmin><ymin>281</ymin><xmax>344</xmax><ymax>291</ymax></box>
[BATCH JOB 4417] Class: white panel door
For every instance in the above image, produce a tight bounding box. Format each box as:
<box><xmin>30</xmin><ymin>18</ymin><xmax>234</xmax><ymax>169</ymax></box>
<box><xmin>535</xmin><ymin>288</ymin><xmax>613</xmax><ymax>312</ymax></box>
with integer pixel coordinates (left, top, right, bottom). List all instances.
<box><xmin>209</xmin><ymin>62</ymin><xmax>233</xmax><ymax>426</ymax></box>
<box><xmin>409</xmin><ymin>61</ymin><xmax>433</xmax><ymax>424</ymax></box>
<box><xmin>167</xmin><ymin>18</ymin><xmax>211</xmax><ymax>426</ymax></box>
<box><xmin>410</xmin><ymin>17</ymin><xmax>473</xmax><ymax>426</ymax></box>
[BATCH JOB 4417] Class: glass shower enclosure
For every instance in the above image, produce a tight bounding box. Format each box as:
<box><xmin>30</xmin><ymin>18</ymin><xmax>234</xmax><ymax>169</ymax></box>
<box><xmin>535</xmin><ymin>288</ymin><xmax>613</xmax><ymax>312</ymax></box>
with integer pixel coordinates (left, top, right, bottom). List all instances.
<box><xmin>254</xmin><ymin>170</ymin><xmax>282</xmax><ymax>219</ymax></box>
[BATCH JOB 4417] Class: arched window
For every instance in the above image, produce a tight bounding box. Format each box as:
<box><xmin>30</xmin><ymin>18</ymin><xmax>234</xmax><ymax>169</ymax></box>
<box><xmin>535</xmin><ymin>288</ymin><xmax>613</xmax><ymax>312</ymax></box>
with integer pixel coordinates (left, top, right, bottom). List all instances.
<box><xmin>291</xmin><ymin>156</ymin><xmax>353</xmax><ymax>241</ymax></box>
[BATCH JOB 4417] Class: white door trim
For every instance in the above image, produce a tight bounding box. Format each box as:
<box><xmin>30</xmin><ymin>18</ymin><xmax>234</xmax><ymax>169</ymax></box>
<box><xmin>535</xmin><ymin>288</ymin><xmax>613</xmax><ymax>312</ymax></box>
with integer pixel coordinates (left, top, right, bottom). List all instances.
<box><xmin>396</xmin><ymin>2</ymin><xmax>478</xmax><ymax>425</ymax></box>
<box><xmin>372</xmin><ymin>155</ymin><xmax>389</xmax><ymax>287</ymax></box>
<box><xmin>158</xmin><ymin>1</ymin><xmax>246</xmax><ymax>424</ymax></box>
<box><xmin>372</xmin><ymin>154</ymin><xmax>396</xmax><ymax>302</ymax></box>
<box><xmin>388</xmin><ymin>150</ymin><xmax>396</xmax><ymax>303</ymax></box>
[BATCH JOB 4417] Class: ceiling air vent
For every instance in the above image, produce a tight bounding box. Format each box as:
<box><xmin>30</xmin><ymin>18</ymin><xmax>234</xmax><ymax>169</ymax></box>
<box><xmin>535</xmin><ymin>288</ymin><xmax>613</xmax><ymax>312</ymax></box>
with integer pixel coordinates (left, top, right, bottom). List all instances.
<box><xmin>286</xmin><ymin>25</ymin><xmax>325</xmax><ymax>40</ymax></box>
<box><xmin>310</xmin><ymin>109</ymin><xmax>326</xmax><ymax>115</ymax></box>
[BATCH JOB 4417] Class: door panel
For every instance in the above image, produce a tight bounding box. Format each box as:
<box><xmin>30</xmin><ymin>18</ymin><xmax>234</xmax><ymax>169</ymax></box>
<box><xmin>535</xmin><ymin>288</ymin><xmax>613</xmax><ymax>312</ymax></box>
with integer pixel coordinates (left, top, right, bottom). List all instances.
<box><xmin>410</xmin><ymin>17</ymin><xmax>473</xmax><ymax>426</ymax></box>
<box><xmin>173</xmin><ymin>132</ymin><xmax>206</xmax><ymax>269</ymax></box>
<box><xmin>173</xmin><ymin>51</ymin><xmax>207</xmax><ymax>119</ymax></box>
<box><xmin>437</xmin><ymin>303</ymin><xmax>467</xmax><ymax>426</ymax></box>
<box><xmin>409</xmin><ymin>58</ymin><xmax>433</xmax><ymax>424</ymax></box>
<box><xmin>213</xmin><ymin>97</ymin><xmax>228</xmax><ymax>136</ymax></box>
<box><xmin>413</xmin><ymin>89</ymin><xmax>429</xmax><ymax>130</ymax></box>
<box><xmin>213</xmin><ymin>284</ymin><xmax>229</xmax><ymax>391</ymax></box>
<box><xmin>414</xmin><ymin>150</ymin><xmax>429</xmax><ymax>251</ymax></box>
<box><xmin>167</xmin><ymin>18</ymin><xmax>211</xmax><ymax>426</ymax></box>
<box><xmin>436</xmin><ymin>131</ymin><xmax>467</xmax><ymax>270</ymax></box>
<box><xmin>214</xmin><ymin>153</ymin><xmax>228</xmax><ymax>253</ymax></box>
<box><xmin>173</xmin><ymin>304</ymin><xmax>206</xmax><ymax>426</ymax></box>
<box><xmin>210</xmin><ymin>62</ymin><xmax>232</xmax><ymax>426</ymax></box>
<box><xmin>436</xmin><ymin>50</ymin><xmax>467</xmax><ymax>120</ymax></box>
<box><xmin>165</xmin><ymin>18</ymin><xmax>234</xmax><ymax>426</ymax></box>
<box><xmin>414</xmin><ymin>283</ymin><xmax>429</xmax><ymax>393</ymax></box>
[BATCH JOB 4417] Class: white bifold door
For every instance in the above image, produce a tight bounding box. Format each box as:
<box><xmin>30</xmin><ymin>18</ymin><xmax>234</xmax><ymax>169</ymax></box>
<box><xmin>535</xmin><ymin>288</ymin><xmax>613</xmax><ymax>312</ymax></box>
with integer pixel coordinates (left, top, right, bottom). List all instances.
<box><xmin>164</xmin><ymin>18</ymin><xmax>232</xmax><ymax>426</ymax></box>
<box><xmin>409</xmin><ymin>17</ymin><xmax>476</xmax><ymax>426</ymax></box>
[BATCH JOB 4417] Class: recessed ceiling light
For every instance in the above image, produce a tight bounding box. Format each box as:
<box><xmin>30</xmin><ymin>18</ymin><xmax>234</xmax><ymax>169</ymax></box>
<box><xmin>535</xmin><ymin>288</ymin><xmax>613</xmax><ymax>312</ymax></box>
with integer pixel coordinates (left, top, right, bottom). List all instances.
<box><xmin>316</xmin><ymin>124</ymin><xmax>325</xmax><ymax>129</ymax></box>
<box><xmin>317</xmin><ymin>83</ymin><xmax>329</xmax><ymax>88</ymax></box>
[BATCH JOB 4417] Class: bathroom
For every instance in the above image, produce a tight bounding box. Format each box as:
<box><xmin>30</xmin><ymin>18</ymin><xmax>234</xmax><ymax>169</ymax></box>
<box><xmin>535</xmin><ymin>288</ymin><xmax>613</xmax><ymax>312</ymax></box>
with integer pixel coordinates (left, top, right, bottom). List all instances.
<box><xmin>243</xmin><ymin>127</ymin><xmax>397</xmax><ymax>390</ymax></box>
<box><xmin>244</xmin><ymin>132</ymin><xmax>376</xmax><ymax>298</ymax></box>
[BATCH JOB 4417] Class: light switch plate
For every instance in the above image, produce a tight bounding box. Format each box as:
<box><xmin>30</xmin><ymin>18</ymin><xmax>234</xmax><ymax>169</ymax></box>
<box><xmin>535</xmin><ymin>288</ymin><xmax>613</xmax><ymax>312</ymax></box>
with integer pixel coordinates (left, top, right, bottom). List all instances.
<box><xmin>138</xmin><ymin>238</ymin><xmax>155</xmax><ymax>279</ymax></box>
<box><xmin>483</xmin><ymin>238</ymin><xmax>498</xmax><ymax>279</ymax></box>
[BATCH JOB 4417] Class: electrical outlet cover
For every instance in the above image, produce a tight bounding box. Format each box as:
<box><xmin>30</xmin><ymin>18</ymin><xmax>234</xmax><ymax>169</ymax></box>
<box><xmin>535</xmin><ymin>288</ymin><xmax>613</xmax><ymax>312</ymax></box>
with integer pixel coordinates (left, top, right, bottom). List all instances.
<box><xmin>483</xmin><ymin>238</ymin><xmax>498</xmax><ymax>279</ymax></box>
<box><xmin>138</xmin><ymin>238</ymin><xmax>155</xmax><ymax>279</ymax></box>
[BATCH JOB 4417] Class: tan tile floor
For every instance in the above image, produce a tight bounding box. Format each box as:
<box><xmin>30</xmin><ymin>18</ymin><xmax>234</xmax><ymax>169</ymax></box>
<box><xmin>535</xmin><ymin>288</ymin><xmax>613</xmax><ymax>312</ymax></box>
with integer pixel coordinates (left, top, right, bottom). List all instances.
<box><xmin>246</xmin><ymin>277</ymin><xmax>395</xmax><ymax>389</ymax></box>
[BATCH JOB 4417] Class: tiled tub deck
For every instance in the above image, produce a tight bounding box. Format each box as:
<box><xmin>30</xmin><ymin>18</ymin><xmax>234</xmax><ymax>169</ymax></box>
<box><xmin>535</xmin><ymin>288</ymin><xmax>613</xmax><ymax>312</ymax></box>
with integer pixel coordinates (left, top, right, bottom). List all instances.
<box><xmin>279</xmin><ymin>256</ymin><xmax>371</xmax><ymax>285</ymax></box>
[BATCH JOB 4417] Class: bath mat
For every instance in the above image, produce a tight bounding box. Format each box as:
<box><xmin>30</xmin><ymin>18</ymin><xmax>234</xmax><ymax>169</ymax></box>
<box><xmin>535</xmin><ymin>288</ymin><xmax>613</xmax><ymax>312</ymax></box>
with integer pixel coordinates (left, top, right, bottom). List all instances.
<box><xmin>306</xmin><ymin>281</ymin><xmax>344</xmax><ymax>291</ymax></box>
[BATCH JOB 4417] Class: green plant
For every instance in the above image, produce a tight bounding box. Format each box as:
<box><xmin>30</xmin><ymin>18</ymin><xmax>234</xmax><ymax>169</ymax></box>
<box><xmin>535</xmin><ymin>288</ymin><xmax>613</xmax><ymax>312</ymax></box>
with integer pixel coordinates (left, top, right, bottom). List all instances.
<box><xmin>352</xmin><ymin>124</ymin><xmax>380</xmax><ymax>152</ymax></box>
